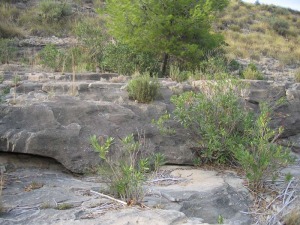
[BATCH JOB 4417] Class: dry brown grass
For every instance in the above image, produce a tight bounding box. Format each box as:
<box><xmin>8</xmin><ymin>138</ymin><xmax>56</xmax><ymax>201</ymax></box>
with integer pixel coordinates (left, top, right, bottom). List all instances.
<box><xmin>218</xmin><ymin>0</ymin><xmax>300</xmax><ymax>66</ymax></box>
<box><xmin>283</xmin><ymin>208</ymin><xmax>300</xmax><ymax>225</ymax></box>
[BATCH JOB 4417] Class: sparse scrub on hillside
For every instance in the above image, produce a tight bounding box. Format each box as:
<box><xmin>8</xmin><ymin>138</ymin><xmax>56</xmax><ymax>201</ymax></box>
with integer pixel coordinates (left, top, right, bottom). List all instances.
<box><xmin>0</xmin><ymin>3</ymin><xmax>24</xmax><ymax>38</ymax></box>
<box><xmin>101</xmin><ymin>43</ymin><xmax>160</xmax><ymax>76</ymax></box>
<box><xmin>270</xmin><ymin>18</ymin><xmax>290</xmax><ymax>36</ymax></box>
<box><xmin>242</xmin><ymin>63</ymin><xmax>264</xmax><ymax>80</ymax></box>
<box><xmin>0</xmin><ymin>39</ymin><xmax>17</xmax><ymax>64</ymax></box>
<box><xmin>38</xmin><ymin>0</ymin><xmax>72</xmax><ymax>23</ymax></box>
<box><xmin>219</xmin><ymin>0</ymin><xmax>300</xmax><ymax>66</ymax></box>
<box><xmin>38</xmin><ymin>44</ymin><xmax>64</xmax><ymax>71</ymax></box>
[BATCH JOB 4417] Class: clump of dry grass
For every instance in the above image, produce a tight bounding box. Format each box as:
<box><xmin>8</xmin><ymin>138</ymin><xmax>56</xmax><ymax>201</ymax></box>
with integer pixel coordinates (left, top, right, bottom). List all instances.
<box><xmin>283</xmin><ymin>208</ymin><xmax>300</xmax><ymax>225</ymax></box>
<box><xmin>109</xmin><ymin>75</ymin><xmax>127</xmax><ymax>83</ymax></box>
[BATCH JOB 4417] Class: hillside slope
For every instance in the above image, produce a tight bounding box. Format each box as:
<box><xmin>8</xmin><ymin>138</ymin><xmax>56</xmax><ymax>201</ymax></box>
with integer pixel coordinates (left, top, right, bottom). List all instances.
<box><xmin>0</xmin><ymin>0</ymin><xmax>299</xmax><ymax>78</ymax></box>
<box><xmin>217</xmin><ymin>0</ymin><xmax>300</xmax><ymax>66</ymax></box>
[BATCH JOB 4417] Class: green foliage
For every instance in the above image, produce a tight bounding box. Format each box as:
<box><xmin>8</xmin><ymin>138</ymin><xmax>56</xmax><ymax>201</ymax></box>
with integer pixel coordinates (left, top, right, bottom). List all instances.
<box><xmin>0</xmin><ymin>39</ymin><xmax>17</xmax><ymax>64</ymax></box>
<box><xmin>127</xmin><ymin>73</ymin><xmax>160</xmax><ymax>103</ymax></box>
<box><xmin>234</xmin><ymin>103</ymin><xmax>293</xmax><ymax>189</ymax></box>
<box><xmin>0</xmin><ymin>3</ymin><xmax>24</xmax><ymax>38</ymax></box>
<box><xmin>218</xmin><ymin>215</ymin><xmax>224</xmax><ymax>224</ymax></box>
<box><xmin>192</xmin><ymin>55</ymin><xmax>241</xmax><ymax>80</ymax></box>
<box><xmin>152</xmin><ymin>153</ymin><xmax>166</xmax><ymax>172</ymax></box>
<box><xmin>102</xmin><ymin>42</ymin><xmax>160</xmax><ymax>75</ymax></box>
<box><xmin>171</xmin><ymin>80</ymin><xmax>252</xmax><ymax>164</ymax></box>
<box><xmin>270</xmin><ymin>18</ymin><xmax>290</xmax><ymax>36</ymax></box>
<box><xmin>242</xmin><ymin>63</ymin><xmax>264</xmax><ymax>80</ymax></box>
<box><xmin>38</xmin><ymin>0</ymin><xmax>72</xmax><ymax>23</ymax></box>
<box><xmin>169</xmin><ymin>65</ymin><xmax>190</xmax><ymax>83</ymax></box>
<box><xmin>152</xmin><ymin>112</ymin><xmax>176</xmax><ymax>135</ymax></box>
<box><xmin>171</xmin><ymin>80</ymin><xmax>293</xmax><ymax>188</ymax></box>
<box><xmin>90</xmin><ymin>135</ymin><xmax>114</xmax><ymax>160</ymax></box>
<box><xmin>90</xmin><ymin>133</ymin><xmax>163</xmax><ymax>202</ymax></box>
<box><xmin>38</xmin><ymin>44</ymin><xmax>64</xmax><ymax>71</ymax></box>
<box><xmin>103</xmin><ymin>0</ymin><xmax>229</xmax><ymax>74</ymax></box>
<box><xmin>74</xmin><ymin>18</ymin><xmax>107</xmax><ymax>71</ymax></box>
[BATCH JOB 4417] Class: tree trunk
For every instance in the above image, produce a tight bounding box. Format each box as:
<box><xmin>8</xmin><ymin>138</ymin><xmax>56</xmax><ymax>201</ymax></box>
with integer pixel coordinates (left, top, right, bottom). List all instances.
<box><xmin>161</xmin><ymin>53</ymin><xmax>169</xmax><ymax>77</ymax></box>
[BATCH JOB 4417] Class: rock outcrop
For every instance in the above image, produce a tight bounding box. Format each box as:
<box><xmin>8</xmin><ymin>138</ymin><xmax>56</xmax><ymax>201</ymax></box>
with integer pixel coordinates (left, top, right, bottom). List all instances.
<box><xmin>0</xmin><ymin>71</ymin><xmax>300</xmax><ymax>173</ymax></box>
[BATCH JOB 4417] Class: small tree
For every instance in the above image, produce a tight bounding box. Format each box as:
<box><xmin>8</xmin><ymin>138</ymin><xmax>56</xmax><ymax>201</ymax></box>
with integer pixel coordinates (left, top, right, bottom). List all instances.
<box><xmin>102</xmin><ymin>0</ymin><xmax>229</xmax><ymax>75</ymax></box>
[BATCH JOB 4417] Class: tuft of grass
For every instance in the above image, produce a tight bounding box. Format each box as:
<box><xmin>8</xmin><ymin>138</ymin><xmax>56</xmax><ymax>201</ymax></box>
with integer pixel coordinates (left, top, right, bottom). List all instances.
<box><xmin>55</xmin><ymin>203</ymin><xmax>73</xmax><ymax>210</ymax></box>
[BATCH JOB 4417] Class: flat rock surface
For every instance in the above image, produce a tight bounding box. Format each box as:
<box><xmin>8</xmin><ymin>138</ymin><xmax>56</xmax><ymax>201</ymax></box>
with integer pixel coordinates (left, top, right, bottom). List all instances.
<box><xmin>0</xmin><ymin>153</ymin><xmax>252</xmax><ymax>225</ymax></box>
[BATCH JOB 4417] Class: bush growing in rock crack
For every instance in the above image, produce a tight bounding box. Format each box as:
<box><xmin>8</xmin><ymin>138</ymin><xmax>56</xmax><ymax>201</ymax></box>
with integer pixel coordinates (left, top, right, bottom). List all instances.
<box><xmin>90</xmin><ymin>133</ymin><xmax>165</xmax><ymax>203</ymax></box>
<box><xmin>127</xmin><ymin>72</ymin><xmax>160</xmax><ymax>103</ymax></box>
<box><xmin>167</xmin><ymin>78</ymin><xmax>293</xmax><ymax>189</ymax></box>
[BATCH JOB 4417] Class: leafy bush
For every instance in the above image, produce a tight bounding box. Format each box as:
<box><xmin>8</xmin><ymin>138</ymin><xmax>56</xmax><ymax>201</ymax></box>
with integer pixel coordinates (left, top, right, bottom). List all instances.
<box><xmin>170</xmin><ymin>80</ymin><xmax>293</xmax><ymax>188</ymax></box>
<box><xmin>270</xmin><ymin>18</ymin><xmax>290</xmax><ymax>36</ymax></box>
<box><xmin>0</xmin><ymin>39</ymin><xmax>17</xmax><ymax>64</ymax></box>
<box><xmin>38</xmin><ymin>0</ymin><xmax>72</xmax><ymax>23</ymax></box>
<box><xmin>127</xmin><ymin>73</ymin><xmax>160</xmax><ymax>103</ymax></box>
<box><xmin>242</xmin><ymin>63</ymin><xmax>264</xmax><ymax>80</ymax></box>
<box><xmin>171</xmin><ymin>80</ymin><xmax>252</xmax><ymax>164</ymax></box>
<box><xmin>101</xmin><ymin>42</ymin><xmax>160</xmax><ymax>76</ymax></box>
<box><xmin>90</xmin><ymin>133</ymin><xmax>164</xmax><ymax>202</ymax></box>
<box><xmin>234</xmin><ymin>103</ymin><xmax>293</xmax><ymax>189</ymax></box>
<box><xmin>38</xmin><ymin>44</ymin><xmax>64</xmax><ymax>71</ymax></box>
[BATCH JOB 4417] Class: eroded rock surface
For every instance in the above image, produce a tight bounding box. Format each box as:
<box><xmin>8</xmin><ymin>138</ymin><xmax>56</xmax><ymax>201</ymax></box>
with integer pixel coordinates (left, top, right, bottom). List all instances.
<box><xmin>0</xmin><ymin>71</ymin><xmax>300</xmax><ymax>173</ymax></box>
<box><xmin>0</xmin><ymin>154</ymin><xmax>251</xmax><ymax>225</ymax></box>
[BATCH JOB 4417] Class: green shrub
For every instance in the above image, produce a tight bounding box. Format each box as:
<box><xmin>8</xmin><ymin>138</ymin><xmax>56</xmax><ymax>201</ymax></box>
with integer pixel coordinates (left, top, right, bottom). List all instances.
<box><xmin>38</xmin><ymin>0</ymin><xmax>72</xmax><ymax>23</ymax></box>
<box><xmin>194</xmin><ymin>56</ymin><xmax>239</xmax><ymax>80</ymax></box>
<box><xmin>0</xmin><ymin>39</ymin><xmax>17</xmax><ymax>64</ymax></box>
<box><xmin>169</xmin><ymin>65</ymin><xmax>189</xmax><ymax>82</ymax></box>
<box><xmin>90</xmin><ymin>134</ymin><xmax>164</xmax><ymax>202</ymax></box>
<box><xmin>73</xmin><ymin>18</ymin><xmax>107</xmax><ymax>71</ymax></box>
<box><xmin>127</xmin><ymin>73</ymin><xmax>160</xmax><ymax>103</ymax></box>
<box><xmin>38</xmin><ymin>44</ymin><xmax>64</xmax><ymax>71</ymax></box>
<box><xmin>270</xmin><ymin>18</ymin><xmax>290</xmax><ymax>36</ymax></box>
<box><xmin>294</xmin><ymin>69</ymin><xmax>300</xmax><ymax>82</ymax></box>
<box><xmin>101</xmin><ymin>42</ymin><xmax>160</xmax><ymax>75</ymax></box>
<box><xmin>0</xmin><ymin>23</ymin><xmax>23</xmax><ymax>38</ymax></box>
<box><xmin>170</xmin><ymin>80</ymin><xmax>293</xmax><ymax>189</ymax></box>
<box><xmin>242</xmin><ymin>63</ymin><xmax>264</xmax><ymax>80</ymax></box>
<box><xmin>234</xmin><ymin>103</ymin><xmax>293</xmax><ymax>189</ymax></box>
<box><xmin>171</xmin><ymin>80</ymin><xmax>252</xmax><ymax>164</ymax></box>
